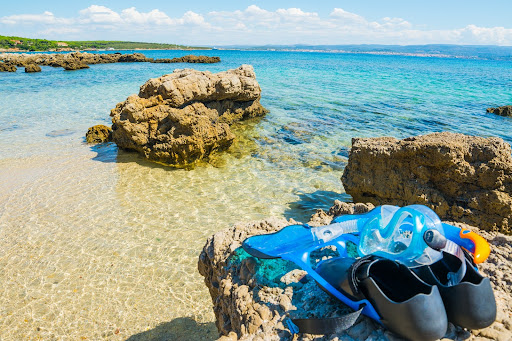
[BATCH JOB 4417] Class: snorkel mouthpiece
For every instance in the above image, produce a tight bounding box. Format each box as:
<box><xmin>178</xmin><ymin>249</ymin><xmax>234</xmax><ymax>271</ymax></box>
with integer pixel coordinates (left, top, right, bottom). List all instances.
<box><xmin>424</xmin><ymin>229</ymin><xmax>447</xmax><ymax>251</ymax></box>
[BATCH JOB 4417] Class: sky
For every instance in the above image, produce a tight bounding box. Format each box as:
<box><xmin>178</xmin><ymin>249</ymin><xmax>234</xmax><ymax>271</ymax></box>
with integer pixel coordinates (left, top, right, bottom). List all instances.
<box><xmin>2</xmin><ymin>1</ymin><xmax>512</xmax><ymax>46</ymax></box>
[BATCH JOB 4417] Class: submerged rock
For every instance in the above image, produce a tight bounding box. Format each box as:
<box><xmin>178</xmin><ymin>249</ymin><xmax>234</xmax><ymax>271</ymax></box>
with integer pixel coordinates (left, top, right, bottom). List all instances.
<box><xmin>24</xmin><ymin>64</ymin><xmax>41</xmax><ymax>73</ymax></box>
<box><xmin>198</xmin><ymin>201</ymin><xmax>512</xmax><ymax>340</ymax></box>
<box><xmin>487</xmin><ymin>105</ymin><xmax>512</xmax><ymax>117</ymax></box>
<box><xmin>342</xmin><ymin>132</ymin><xmax>512</xmax><ymax>234</ymax></box>
<box><xmin>86</xmin><ymin>125</ymin><xmax>112</xmax><ymax>143</ymax></box>
<box><xmin>0</xmin><ymin>61</ymin><xmax>16</xmax><ymax>72</ymax></box>
<box><xmin>110</xmin><ymin>65</ymin><xmax>268</xmax><ymax>166</ymax></box>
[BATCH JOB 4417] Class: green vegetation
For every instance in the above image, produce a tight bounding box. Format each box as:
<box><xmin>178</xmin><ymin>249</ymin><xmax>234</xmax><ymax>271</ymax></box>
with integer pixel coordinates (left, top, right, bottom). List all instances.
<box><xmin>0</xmin><ymin>35</ymin><xmax>208</xmax><ymax>51</ymax></box>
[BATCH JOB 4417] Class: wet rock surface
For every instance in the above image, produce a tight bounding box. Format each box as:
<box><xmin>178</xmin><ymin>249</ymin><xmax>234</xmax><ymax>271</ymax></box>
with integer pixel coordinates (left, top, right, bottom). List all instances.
<box><xmin>24</xmin><ymin>64</ymin><xmax>41</xmax><ymax>73</ymax></box>
<box><xmin>110</xmin><ymin>65</ymin><xmax>268</xmax><ymax>166</ymax></box>
<box><xmin>342</xmin><ymin>132</ymin><xmax>512</xmax><ymax>234</ymax></box>
<box><xmin>62</xmin><ymin>60</ymin><xmax>90</xmax><ymax>71</ymax></box>
<box><xmin>86</xmin><ymin>125</ymin><xmax>112</xmax><ymax>144</ymax></box>
<box><xmin>0</xmin><ymin>61</ymin><xmax>16</xmax><ymax>72</ymax></box>
<box><xmin>198</xmin><ymin>201</ymin><xmax>512</xmax><ymax>340</ymax></box>
<box><xmin>487</xmin><ymin>105</ymin><xmax>512</xmax><ymax>117</ymax></box>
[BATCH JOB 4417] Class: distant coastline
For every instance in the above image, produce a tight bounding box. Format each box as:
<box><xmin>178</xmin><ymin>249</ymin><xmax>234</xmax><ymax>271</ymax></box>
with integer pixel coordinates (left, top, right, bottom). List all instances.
<box><xmin>3</xmin><ymin>34</ymin><xmax>512</xmax><ymax>61</ymax></box>
<box><xmin>0</xmin><ymin>35</ymin><xmax>209</xmax><ymax>52</ymax></box>
<box><xmin>221</xmin><ymin>44</ymin><xmax>512</xmax><ymax>61</ymax></box>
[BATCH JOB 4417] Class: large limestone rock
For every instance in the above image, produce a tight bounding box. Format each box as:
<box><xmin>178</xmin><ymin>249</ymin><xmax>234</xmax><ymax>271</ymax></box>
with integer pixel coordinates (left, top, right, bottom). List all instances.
<box><xmin>342</xmin><ymin>132</ymin><xmax>512</xmax><ymax>234</ymax></box>
<box><xmin>110</xmin><ymin>65</ymin><xmax>268</xmax><ymax>166</ymax></box>
<box><xmin>198</xmin><ymin>201</ymin><xmax>512</xmax><ymax>340</ymax></box>
<box><xmin>487</xmin><ymin>105</ymin><xmax>512</xmax><ymax>117</ymax></box>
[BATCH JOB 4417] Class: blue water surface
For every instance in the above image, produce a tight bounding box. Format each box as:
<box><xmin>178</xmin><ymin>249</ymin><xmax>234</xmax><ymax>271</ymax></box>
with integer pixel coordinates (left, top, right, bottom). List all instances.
<box><xmin>1</xmin><ymin>49</ymin><xmax>511</xmax><ymax>181</ymax></box>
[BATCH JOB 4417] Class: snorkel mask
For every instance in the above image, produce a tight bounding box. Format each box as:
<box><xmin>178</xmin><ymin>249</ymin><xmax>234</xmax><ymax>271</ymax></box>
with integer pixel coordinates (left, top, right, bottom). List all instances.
<box><xmin>358</xmin><ymin>205</ymin><xmax>443</xmax><ymax>267</ymax></box>
<box><xmin>357</xmin><ymin>205</ymin><xmax>466</xmax><ymax>285</ymax></box>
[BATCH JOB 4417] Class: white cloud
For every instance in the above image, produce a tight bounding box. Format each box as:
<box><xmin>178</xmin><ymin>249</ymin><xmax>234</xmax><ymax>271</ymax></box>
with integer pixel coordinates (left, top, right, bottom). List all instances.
<box><xmin>330</xmin><ymin>8</ymin><xmax>367</xmax><ymax>25</ymax></box>
<box><xmin>459</xmin><ymin>25</ymin><xmax>512</xmax><ymax>45</ymax></box>
<box><xmin>79</xmin><ymin>5</ymin><xmax>122</xmax><ymax>24</ymax></box>
<box><xmin>120</xmin><ymin>7</ymin><xmax>173</xmax><ymax>25</ymax></box>
<box><xmin>0</xmin><ymin>5</ymin><xmax>511</xmax><ymax>46</ymax></box>
<box><xmin>179</xmin><ymin>11</ymin><xmax>207</xmax><ymax>25</ymax></box>
<box><xmin>276</xmin><ymin>8</ymin><xmax>318</xmax><ymax>20</ymax></box>
<box><xmin>0</xmin><ymin>11</ymin><xmax>71</xmax><ymax>25</ymax></box>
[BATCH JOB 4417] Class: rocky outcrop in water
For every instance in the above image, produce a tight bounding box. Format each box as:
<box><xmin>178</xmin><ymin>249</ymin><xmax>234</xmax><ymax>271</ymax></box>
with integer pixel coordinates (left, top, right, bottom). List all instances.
<box><xmin>24</xmin><ymin>64</ymin><xmax>41</xmax><ymax>73</ymax></box>
<box><xmin>0</xmin><ymin>61</ymin><xmax>16</xmax><ymax>72</ymax></box>
<box><xmin>117</xmin><ymin>52</ymin><xmax>150</xmax><ymax>63</ymax></box>
<box><xmin>63</xmin><ymin>60</ymin><xmax>89</xmax><ymax>71</ymax></box>
<box><xmin>110</xmin><ymin>65</ymin><xmax>268</xmax><ymax>166</ymax></box>
<box><xmin>198</xmin><ymin>201</ymin><xmax>512</xmax><ymax>340</ymax></box>
<box><xmin>86</xmin><ymin>125</ymin><xmax>112</xmax><ymax>143</ymax></box>
<box><xmin>152</xmin><ymin>55</ymin><xmax>220</xmax><ymax>64</ymax></box>
<box><xmin>487</xmin><ymin>105</ymin><xmax>512</xmax><ymax>117</ymax></box>
<box><xmin>342</xmin><ymin>132</ymin><xmax>512</xmax><ymax>234</ymax></box>
<box><xmin>0</xmin><ymin>52</ymin><xmax>220</xmax><ymax>71</ymax></box>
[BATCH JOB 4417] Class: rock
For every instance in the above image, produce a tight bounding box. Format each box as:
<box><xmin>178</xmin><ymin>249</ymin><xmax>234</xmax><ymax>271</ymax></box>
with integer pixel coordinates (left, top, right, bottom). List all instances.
<box><xmin>0</xmin><ymin>61</ymin><xmax>16</xmax><ymax>72</ymax></box>
<box><xmin>85</xmin><ymin>125</ymin><xmax>112</xmax><ymax>143</ymax></box>
<box><xmin>24</xmin><ymin>64</ymin><xmax>41</xmax><ymax>73</ymax></box>
<box><xmin>0</xmin><ymin>52</ymin><xmax>220</xmax><ymax>71</ymax></box>
<box><xmin>342</xmin><ymin>132</ymin><xmax>512</xmax><ymax>234</ymax></box>
<box><xmin>198</xmin><ymin>201</ymin><xmax>512</xmax><ymax>340</ymax></box>
<box><xmin>487</xmin><ymin>105</ymin><xmax>512</xmax><ymax>117</ymax></box>
<box><xmin>152</xmin><ymin>55</ymin><xmax>221</xmax><ymax>64</ymax></box>
<box><xmin>117</xmin><ymin>52</ymin><xmax>151</xmax><ymax>63</ymax></box>
<box><xmin>62</xmin><ymin>61</ymin><xmax>90</xmax><ymax>70</ymax></box>
<box><xmin>110</xmin><ymin>65</ymin><xmax>268</xmax><ymax>166</ymax></box>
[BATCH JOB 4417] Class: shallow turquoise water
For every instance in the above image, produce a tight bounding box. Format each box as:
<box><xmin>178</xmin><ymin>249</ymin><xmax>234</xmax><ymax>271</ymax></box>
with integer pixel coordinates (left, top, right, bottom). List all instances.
<box><xmin>0</xmin><ymin>50</ymin><xmax>511</xmax><ymax>339</ymax></box>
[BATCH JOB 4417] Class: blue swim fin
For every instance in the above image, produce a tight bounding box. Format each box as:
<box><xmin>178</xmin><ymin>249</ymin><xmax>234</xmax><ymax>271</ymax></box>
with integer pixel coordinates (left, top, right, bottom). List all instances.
<box><xmin>242</xmin><ymin>221</ymin><xmax>382</xmax><ymax>321</ymax></box>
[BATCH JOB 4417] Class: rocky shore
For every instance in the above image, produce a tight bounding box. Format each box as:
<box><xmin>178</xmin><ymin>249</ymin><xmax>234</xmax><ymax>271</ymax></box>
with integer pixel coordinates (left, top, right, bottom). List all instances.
<box><xmin>109</xmin><ymin>64</ymin><xmax>268</xmax><ymax>166</ymax></box>
<box><xmin>0</xmin><ymin>52</ymin><xmax>220</xmax><ymax>71</ymax></box>
<box><xmin>199</xmin><ymin>132</ymin><xmax>512</xmax><ymax>340</ymax></box>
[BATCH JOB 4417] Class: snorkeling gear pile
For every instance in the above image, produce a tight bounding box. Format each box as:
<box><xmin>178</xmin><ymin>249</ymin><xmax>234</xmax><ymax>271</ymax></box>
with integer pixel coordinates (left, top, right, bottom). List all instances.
<box><xmin>242</xmin><ymin>205</ymin><xmax>496</xmax><ymax>341</ymax></box>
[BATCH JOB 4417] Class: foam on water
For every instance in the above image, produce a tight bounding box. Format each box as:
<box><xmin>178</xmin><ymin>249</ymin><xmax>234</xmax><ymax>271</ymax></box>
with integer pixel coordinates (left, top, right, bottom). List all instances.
<box><xmin>0</xmin><ymin>50</ymin><xmax>511</xmax><ymax>339</ymax></box>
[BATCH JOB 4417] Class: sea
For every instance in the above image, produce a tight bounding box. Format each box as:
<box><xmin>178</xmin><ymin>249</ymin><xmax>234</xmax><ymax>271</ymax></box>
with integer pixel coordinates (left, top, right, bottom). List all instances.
<box><xmin>0</xmin><ymin>49</ymin><xmax>511</xmax><ymax>340</ymax></box>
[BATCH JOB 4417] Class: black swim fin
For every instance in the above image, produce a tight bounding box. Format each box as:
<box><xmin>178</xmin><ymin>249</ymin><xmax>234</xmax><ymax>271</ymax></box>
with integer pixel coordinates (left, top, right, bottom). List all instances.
<box><xmin>315</xmin><ymin>256</ymin><xmax>448</xmax><ymax>341</ymax></box>
<box><xmin>413</xmin><ymin>251</ymin><xmax>496</xmax><ymax>330</ymax></box>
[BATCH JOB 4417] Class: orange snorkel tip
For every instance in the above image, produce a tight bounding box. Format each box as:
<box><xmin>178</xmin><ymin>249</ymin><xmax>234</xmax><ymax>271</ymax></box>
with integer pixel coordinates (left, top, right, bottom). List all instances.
<box><xmin>459</xmin><ymin>229</ymin><xmax>491</xmax><ymax>264</ymax></box>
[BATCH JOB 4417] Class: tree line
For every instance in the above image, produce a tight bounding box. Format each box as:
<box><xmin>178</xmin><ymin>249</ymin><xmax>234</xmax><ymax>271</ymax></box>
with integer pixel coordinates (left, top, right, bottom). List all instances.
<box><xmin>0</xmin><ymin>35</ymin><xmax>207</xmax><ymax>51</ymax></box>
